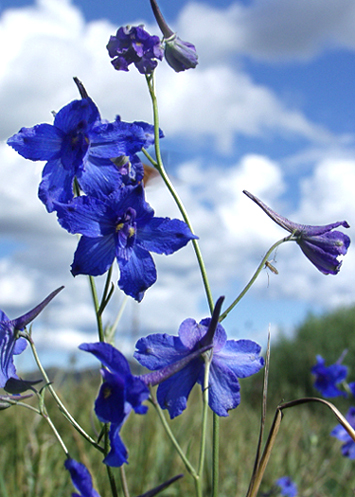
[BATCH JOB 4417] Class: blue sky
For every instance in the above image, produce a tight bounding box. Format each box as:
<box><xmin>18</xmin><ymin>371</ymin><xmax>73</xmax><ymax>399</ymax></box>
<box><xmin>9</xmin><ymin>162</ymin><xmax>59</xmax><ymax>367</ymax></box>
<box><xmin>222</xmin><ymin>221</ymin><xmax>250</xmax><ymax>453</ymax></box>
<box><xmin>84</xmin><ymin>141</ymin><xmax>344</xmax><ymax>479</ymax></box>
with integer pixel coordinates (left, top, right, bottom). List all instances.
<box><xmin>0</xmin><ymin>0</ymin><xmax>354</xmax><ymax>371</ymax></box>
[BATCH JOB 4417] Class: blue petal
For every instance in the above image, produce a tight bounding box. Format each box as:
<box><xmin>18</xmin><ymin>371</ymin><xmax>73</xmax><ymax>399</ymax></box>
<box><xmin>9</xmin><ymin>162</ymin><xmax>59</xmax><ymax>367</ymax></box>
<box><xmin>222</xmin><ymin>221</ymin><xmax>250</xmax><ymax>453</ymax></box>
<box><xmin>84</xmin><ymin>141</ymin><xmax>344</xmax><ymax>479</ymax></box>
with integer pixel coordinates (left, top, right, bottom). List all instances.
<box><xmin>125</xmin><ymin>375</ymin><xmax>149</xmax><ymax>414</ymax></box>
<box><xmin>39</xmin><ymin>159</ymin><xmax>74</xmax><ymax>212</ymax></box>
<box><xmin>213</xmin><ymin>340</ymin><xmax>264</xmax><ymax>379</ymax></box>
<box><xmin>157</xmin><ymin>360</ymin><xmax>202</xmax><ymax>418</ymax></box>
<box><xmin>134</xmin><ymin>333</ymin><xmax>188</xmax><ymax>369</ymax></box>
<box><xmin>202</xmin><ymin>360</ymin><xmax>241</xmax><ymax>416</ymax></box>
<box><xmin>7</xmin><ymin>124</ymin><xmax>63</xmax><ymax>161</ymax></box>
<box><xmin>94</xmin><ymin>370</ymin><xmax>125</xmax><ymax>424</ymax></box>
<box><xmin>138</xmin><ymin>217</ymin><xmax>197</xmax><ymax>254</ymax></box>
<box><xmin>79</xmin><ymin>342</ymin><xmax>131</xmax><ymax>376</ymax></box>
<box><xmin>104</xmin><ymin>422</ymin><xmax>128</xmax><ymax>467</ymax></box>
<box><xmin>54</xmin><ymin>98</ymin><xmax>100</xmax><ymax>134</ymax></box>
<box><xmin>55</xmin><ymin>196</ymin><xmax>116</xmax><ymax>237</ymax></box>
<box><xmin>118</xmin><ymin>245</ymin><xmax>157</xmax><ymax>301</ymax></box>
<box><xmin>79</xmin><ymin>155</ymin><xmax>124</xmax><ymax>199</ymax></box>
<box><xmin>71</xmin><ymin>236</ymin><xmax>116</xmax><ymax>277</ymax></box>
<box><xmin>64</xmin><ymin>458</ymin><xmax>100</xmax><ymax>497</ymax></box>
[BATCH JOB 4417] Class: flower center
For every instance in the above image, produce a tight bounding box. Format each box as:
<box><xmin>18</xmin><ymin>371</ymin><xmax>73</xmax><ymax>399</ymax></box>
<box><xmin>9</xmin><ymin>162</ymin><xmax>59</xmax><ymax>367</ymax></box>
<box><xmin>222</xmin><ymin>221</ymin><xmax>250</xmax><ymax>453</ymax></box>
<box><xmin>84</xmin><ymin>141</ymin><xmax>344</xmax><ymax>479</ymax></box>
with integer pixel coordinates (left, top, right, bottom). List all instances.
<box><xmin>115</xmin><ymin>207</ymin><xmax>137</xmax><ymax>250</ymax></box>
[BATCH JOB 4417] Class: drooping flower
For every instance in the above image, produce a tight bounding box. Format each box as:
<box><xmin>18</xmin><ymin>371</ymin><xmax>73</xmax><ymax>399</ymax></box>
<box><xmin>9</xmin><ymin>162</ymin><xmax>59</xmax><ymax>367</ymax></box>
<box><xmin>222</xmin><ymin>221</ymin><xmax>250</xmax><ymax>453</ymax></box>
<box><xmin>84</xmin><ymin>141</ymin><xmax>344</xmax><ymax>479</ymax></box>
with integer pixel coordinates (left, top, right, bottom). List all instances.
<box><xmin>150</xmin><ymin>0</ymin><xmax>198</xmax><ymax>72</ymax></box>
<box><xmin>65</xmin><ymin>458</ymin><xmax>101</xmax><ymax>497</ymax></box>
<box><xmin>55</xmin><ymin>184</ymin><xmax>197</xmax><ymax>301</ymax></box>
<box><xmin>79</xmin><ymin>342</ymin><xmax>150</xmax><ymax>467</ymax></box>
<box><xmin>7</xmin><ymin>99</ymin><xmax>161</xmax><ymax>212</ymax></box>
<box><xmin>243</xmin><ymin>190</ymin><xmax>350</xmax><ymax>275</ymax></box>
<box><xmin>311</xmin><ymin>354</ymin><xmax>348</xmax><ymax>398</ymax></box>
<box><xmin>107</xmin><ymin>25</ymin><xmax>164</xmax><ymax>74</ymax></box>
<box><xmin>0</xmin><ymin>287</ymin><xmax>63</xmax><ymax>390</ymax></box>
<box><xmin>331</xmin><ymin>406</ymin><xmax>355</xmax><ymax>459</ymax></box>
<box><xmin>275</xmin><ymin>476</ymin><xmax>298</xmax><ymax>497</ymax></box>
<box><xmin>134</xmin><ymin>316</ymin><xmax>264</xmax><ymax>418</ymax></box>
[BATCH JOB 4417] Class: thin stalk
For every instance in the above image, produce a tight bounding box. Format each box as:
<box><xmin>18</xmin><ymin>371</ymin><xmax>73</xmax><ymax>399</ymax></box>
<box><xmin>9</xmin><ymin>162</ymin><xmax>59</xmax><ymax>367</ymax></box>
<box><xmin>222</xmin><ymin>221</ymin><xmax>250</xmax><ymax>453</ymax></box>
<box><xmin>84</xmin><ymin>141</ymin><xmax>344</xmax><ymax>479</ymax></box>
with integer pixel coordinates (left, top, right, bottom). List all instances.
<box><xmin>25</xmin><ymin>334</ymin><xmax>104</xmax><ymax>452</ymax></box>
<box><xmin>120</xmin><ymin>466</ymin><xmax>130</xmax><ymax>497</ymax></box>
<box><xmin>41</xmin><ymin>405</ymin><xmax>69</xmax><ymax>455</ymax></box>
<box><xmin>88</xmin><ymin>275</ymin><xmax>105</xmax><ymax>342</ymax></box>
<box><xmin>197</xmin><ymin>354</ymin><xmax>212</xmax><ymax>494</ymax></box>
<box><xmin>219</xmin><ymin>236</ymin><xmax>292</xmax><ymax>322</ymax></box>
<box><xmin>144</xmin><ymin>73</ymin><xmax>214</xmax><ymax>314</ymax></box>
<box><xmin>149</xmin><ymin>390</ymin><xmax>198</xmax><ymax>479</ymax></box>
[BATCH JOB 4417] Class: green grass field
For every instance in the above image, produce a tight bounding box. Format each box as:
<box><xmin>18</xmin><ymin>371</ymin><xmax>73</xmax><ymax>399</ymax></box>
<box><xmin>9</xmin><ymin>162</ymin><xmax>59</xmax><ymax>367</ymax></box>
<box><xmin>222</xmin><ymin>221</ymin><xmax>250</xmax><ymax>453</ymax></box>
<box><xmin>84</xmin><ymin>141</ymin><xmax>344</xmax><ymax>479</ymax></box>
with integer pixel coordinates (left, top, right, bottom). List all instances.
<box><xmin>0</xmin><ymin>366</ymin><xmax>354</xmax><ymax>497</ymax></box>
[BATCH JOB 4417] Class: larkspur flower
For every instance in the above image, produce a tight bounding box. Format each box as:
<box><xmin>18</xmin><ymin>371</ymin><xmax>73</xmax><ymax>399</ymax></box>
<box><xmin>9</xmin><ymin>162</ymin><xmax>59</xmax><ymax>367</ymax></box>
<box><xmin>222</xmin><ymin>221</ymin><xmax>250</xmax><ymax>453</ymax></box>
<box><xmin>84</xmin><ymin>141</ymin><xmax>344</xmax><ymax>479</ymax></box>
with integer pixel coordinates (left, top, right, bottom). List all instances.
<box><xmin>331</xmin><ymin>406</ymin><xmax>355</xmax><ymax>459</ymax></box>
<box><xmin>134</xmin><ymin>314</ymin><xmax>264</xmax><ymax>418</ymax></box>
<box><xmin>311</xmin><ymin>353</ymin><xmax>348</xmax><ymax>398</ymax></box>
<box><xmin>65</xmin><ymin>458</ymin><xmax>101</xmax><ymax>497</ymax></box>
<box><xmin>79</xmin><ymin>339</ymin><xmax>213</xmax><ymax>466</ymax></box>
<box><xmin>7</xmin><ymin>98</ymin><xmax>161</xmax><ymax>212</ymax></box>
<box><xmin>79</xmin><ymin>342</ymin><xmax>149</xmax><ymax>466</ymax></box>
<box><xmin>275</xmin><ymin>476</ymin><xmax>298</xmax><ymax>497</ymax></box>
<box><xmin>150</xmin><ymin>0</ymin><xmax>198</xmax><ymax>72</ymax></box>
<box><xmin>243</xmin><ymin>190</ymin><xmax>350</xmax><ymax>275</ymax></box>
<box><xmin>55</xmin><ymin>184</ymin><xmax>197</xmax><ymax>301</ymax></box>
<box><xmin>107</xmin><ymin>25</ymin><xmax>164</xmax><ymax>74</ymax></box>
<box><xmin>0</xmin><ymin>287</ymin><xmax>63</xmax><ymax>390</ymax></box>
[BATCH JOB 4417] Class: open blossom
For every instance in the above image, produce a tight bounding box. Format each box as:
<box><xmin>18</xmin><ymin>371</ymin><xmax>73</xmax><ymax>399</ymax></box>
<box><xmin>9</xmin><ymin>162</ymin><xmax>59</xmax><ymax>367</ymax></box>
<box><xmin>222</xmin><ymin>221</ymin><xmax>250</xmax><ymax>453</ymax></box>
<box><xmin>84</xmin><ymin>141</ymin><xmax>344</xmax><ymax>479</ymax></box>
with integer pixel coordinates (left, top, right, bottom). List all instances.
<box><xmin>0</xmin><ymin>287</ymin><xmax>63</xmax><ymax>390</ymax></box>
<box><xmin>107</xmin><ymin>25</ymin><xmax>164</xmax><ymax>74</ymax></box>
<box><xmin>331</xmin><ymin>406</ymin><xmax>355</xmax><ymax>459</ymax></box>
<box><xmin>7</xmin><ymin>98</ymin><xmax>161</xmax><ymax>211</ymax></box>
<box><xmin>134</xmin><ymin>316</ymin><xmax>264</xmax><ymax>418</ymax></box>
<box><xmin>243</xmin><ymin>190</ymin><xmax>350</xmax><ymax>275</ymax></box>
<box><xmin>150</xmin><ymin>0</ymin><xmax>198</xmax><ymax>72</ymax></box>
<box><xmin>65</xmin><ymin>458</ymin><xmax>101</xmax><ymax>497</ymax></box>
<box><xmin>55</xmin><ymin>184</ymin><xmax>197</xmax><ymax>301</ymax></box>
<box><xmin>311</xmin><ymin>354</ymin><xmax>348</xmax><ymax>398</ymax></box>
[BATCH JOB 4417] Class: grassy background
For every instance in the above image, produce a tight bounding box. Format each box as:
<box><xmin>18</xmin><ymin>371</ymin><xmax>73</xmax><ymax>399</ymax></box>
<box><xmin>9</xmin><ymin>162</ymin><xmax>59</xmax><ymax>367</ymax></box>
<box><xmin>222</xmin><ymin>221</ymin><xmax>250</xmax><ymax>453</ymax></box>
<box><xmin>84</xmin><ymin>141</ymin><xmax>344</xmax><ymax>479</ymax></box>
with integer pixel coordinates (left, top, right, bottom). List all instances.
<box><xmin>1</xmin><ymin>305</ymin><xmax>355</xmax><ymax>497</ymax></box>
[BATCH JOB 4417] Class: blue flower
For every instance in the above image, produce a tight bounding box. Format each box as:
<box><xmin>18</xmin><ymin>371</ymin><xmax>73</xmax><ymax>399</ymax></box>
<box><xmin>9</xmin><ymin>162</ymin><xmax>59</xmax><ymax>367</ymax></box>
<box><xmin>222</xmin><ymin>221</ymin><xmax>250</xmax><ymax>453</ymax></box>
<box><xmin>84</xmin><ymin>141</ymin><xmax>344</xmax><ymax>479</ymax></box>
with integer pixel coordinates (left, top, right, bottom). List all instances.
<box><xmin>0</xmin><ymin>287</ymin><xmax>63</xmax><ymax>389</ymax></box>
<box><xmin>331</xmin><ymin>406</ymin><xmax>355</xmax><ymax>459</ymax></box>
<box><xmin>7</xmin><ymin>99</ymin><xmax>160</xmax><ymax>212</ymax></box>
<box><xmin>149</xmin><ymin>0</ymin><xmax>198</xmax><ymax>72</ymax></box>
<box><xmin>134</xmin><ymin>317</ymin><xmax>264</xmax><ymax>418</ymax></box>
<box><xmin>79</xmin><ymin>342</ymin><xmax>149</xmax><ymax>467</ymax></box>
<box><xmin>65</xmin><ymin>458</ymin><xmax>100</xmax><ymax>497</ymax></box>
<box><xmin>55</xmin><ymin>184</ymin><xmax>197</xmax><ymax>301</ymax></box>
<box><xmin>107</xmin><ymin>25</ymin><xmax>164</xmax><ymax>74</ymax></box>
<box><xmin>275</xmin><ymin>476</ymin><xmax>298</xmax><ymax>497</ymax></box>
<box><xmin>243</xmin><ymin>190</ymin><xmax>350</xmax><ymax>275</ymax></box>
<box><xmin>311</xmin><ymin>354</ymin><xmax>348</xmax><ymax>398</ymax></box>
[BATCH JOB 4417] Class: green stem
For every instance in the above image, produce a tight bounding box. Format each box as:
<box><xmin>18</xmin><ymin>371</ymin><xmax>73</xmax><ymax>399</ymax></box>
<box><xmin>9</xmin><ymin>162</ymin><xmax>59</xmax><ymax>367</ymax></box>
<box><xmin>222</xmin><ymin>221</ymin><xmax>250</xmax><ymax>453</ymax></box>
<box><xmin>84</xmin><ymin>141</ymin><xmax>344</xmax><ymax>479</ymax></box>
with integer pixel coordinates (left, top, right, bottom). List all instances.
<box><xmin>88</xmin><ymin>275</ymin><xmax>105</xmax><ymax>342</ymax></box>
<box><xmin>149</xmin><ymin>391</ymin><xmax>198</xmax><ymax>479</ymax></box>
<box><xmin>212</xmin><ymin>414</ymin><xmax>219</xmax><ymax>497</ymax></box>
<box><xmin>144</xmin><ymin>73</ymin><xmax>214</xmax><ymax>314</ymax></box>
<box><xmin>219</xmin><ymin>236</ymin><xmax>292</xmax><ymax>322</ymax></box>
<box><xmin>25</xmin><ymin>334</ymin><xmax>104</xmax><ymax>452</ymax></box>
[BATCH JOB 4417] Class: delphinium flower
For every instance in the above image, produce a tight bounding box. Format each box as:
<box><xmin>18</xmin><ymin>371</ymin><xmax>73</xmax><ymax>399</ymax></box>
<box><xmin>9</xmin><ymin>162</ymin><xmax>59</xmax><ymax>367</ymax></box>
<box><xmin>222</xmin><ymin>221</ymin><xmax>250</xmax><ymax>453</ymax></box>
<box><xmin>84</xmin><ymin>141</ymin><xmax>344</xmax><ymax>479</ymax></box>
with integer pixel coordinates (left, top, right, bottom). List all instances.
<box><xmin>275</xmin><ymin>476</ymin><xmax>298</xmax><ymax>497</ymax></box>
<box><xmin>79</xmin><ymin>342</ymin><xmax>150</xmax><ymax>467</ymax></box>
<box><xmin>107</xmin><ymin>25</ymin><xmax>164</xmax><ymax>74</ymax></box>
<box><xmin>311</xmin><ymin>353</ymin><xmax>348</xmax><ymax>398</ymax></box>
<box><xmin>331</xmin><ymin>406</ymin><xmax>355</xmax><ymax>459</ymax></box>
<box><xmin>134</xmin><ymin>313</ymin><xmax>264</xmax><ymax>418</ymax></box>
<box><xmin>55</xmin><ymin>184</ymin><xmax>197</xmax><ymax>301</ymax></box>
<box><xmin>7</xmin><ymin>98</ymin><xmax>161</xmax><ymax>212</ymax></box>
<box><xmin>243</xmin><ymin>190</ymin><xmax>350</xmax><ymax>275</ymax></box>
<box><xmin>80</xmin><ymin>339</ymin><xmax>213</xmax><ymax>466</ymax></box>
<box><xmin>150</xmin><ymin>0</ymin><xmax>198</xmax><ymax>72</ymax></box>
<box><xmin>0</xmin><ymin>287</ymin><xmax>63</xmax><ymax>390</ymax></box>
<box><xmin>65</xmin><ymin>458</ymin><xmax>101</xmax><ymax>497</ymax></box>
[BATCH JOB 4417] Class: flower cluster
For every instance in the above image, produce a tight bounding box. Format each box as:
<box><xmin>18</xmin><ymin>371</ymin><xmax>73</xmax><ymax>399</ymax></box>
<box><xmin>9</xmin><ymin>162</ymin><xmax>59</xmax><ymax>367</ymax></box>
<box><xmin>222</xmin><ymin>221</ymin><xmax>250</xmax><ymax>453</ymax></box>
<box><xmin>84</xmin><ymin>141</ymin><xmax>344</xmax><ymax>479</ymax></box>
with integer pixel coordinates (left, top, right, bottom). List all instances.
<box><xmin>275</xmin><ymin>476</ymin><xmax>298</xmax><ymax>497</ymax></box>
<box><xmin>8</xmin><ymin>90</ymin><xmax>196</xmax><ymax>301</ymax></box>
<box><xmin>311</xmin><ymin>354</ymin><xmax>348</xmax><ymax>398</ymax></box>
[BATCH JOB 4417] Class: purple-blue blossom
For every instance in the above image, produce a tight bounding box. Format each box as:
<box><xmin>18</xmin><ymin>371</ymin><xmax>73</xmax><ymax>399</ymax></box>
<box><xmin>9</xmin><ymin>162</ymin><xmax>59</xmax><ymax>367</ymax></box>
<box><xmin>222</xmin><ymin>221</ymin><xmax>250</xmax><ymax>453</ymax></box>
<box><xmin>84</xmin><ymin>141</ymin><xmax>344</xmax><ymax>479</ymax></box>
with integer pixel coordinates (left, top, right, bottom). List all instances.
<box><xmin>150</xmin><ymin>0</ymin><xmax>198</xmax><ymax>72</ymax></box>
<box><xmin>243</xmin><ymin>190</ymin><xmax>350</xmax><ymax>275</ymax></box>
<box><xmin>79</xmin><ymin>342</ymin><xmax>149</xmax><ymax>467</ymax></box>
<box><xmin>55</xmin><ymin>184</ymin><xmax>197</xmax><ymax>301</ymax></box>
<box><xmin>0</xmin><ymin>287</ymin><xmax>63</xmax><ymax>390</ymax></box>
<box><xmin>275</xmin><ymin>476</ymin><xmax>298</xmax><ymax>497</ymax></box>
<box><xmin>311</xmin><ymin>354</ymin><xmax>348</xmax><ymax>398</ymax></box>
<box><xmin>65</xmin><ymin>458</ymin><xmax>101</xmax><ymax>497</ymax></box>
<box><xmin>107</xmin><ymin>25</ymin><xmax>164</xmax><ymax>74</ymax></box>
<box><xmin>7</xmin><ymin>99</ymin><xmax>161</xmax><ymax>212</ymax></box>
<box><xmin>134</xmin><ymin>316</ymin><xmax>264</xmax><ymax>418</ymax></box>
<box><xmin>331</xmin><ymin>406</ymin><xmax>355</xmax><ymax>459</ymax></box>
